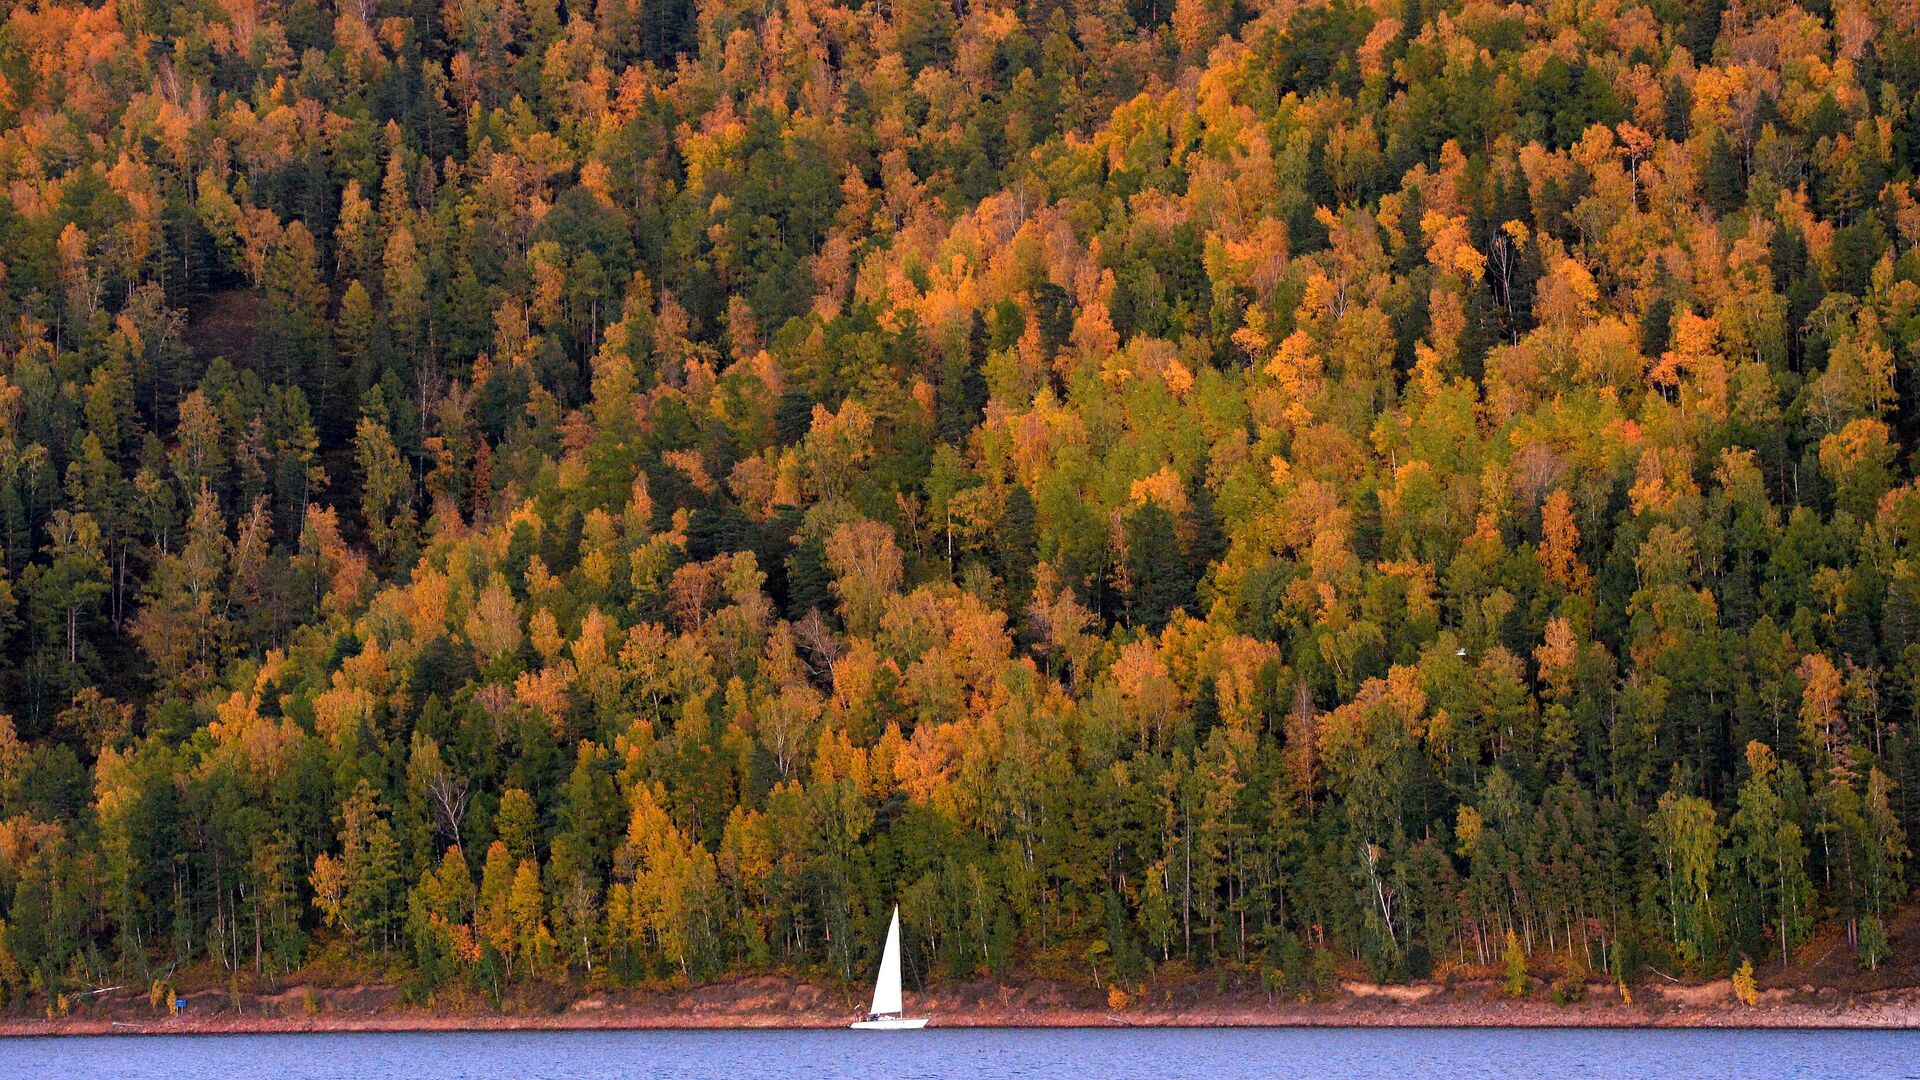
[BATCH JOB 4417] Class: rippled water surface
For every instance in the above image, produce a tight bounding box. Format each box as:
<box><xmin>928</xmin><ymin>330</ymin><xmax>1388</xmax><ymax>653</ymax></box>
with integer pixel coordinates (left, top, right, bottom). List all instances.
<box><xmin>7</xmin><ymin>1027</ymin><xmax>1918</xmax><ymax>1078</ymax></box>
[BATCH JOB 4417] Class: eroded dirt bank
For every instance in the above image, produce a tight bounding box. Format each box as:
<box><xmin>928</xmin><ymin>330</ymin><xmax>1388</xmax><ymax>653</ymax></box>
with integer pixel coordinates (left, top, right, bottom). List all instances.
<box><xmin>7</xmin><ymin>973</ymin><xmax>1920</xmax><ymax>1036</ymax></box>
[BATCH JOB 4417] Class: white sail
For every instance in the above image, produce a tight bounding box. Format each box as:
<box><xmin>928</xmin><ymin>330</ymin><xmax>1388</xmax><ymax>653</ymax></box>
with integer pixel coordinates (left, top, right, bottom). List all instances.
<box><xmin>852</xmin><ymin>903</ymin><xmax>925</xmax><ymax>1028</ymax></box>
<box><xmin>868</xmin><ymin>905</ymin><xmax>904</xmax><ymax>1017</ymax></box>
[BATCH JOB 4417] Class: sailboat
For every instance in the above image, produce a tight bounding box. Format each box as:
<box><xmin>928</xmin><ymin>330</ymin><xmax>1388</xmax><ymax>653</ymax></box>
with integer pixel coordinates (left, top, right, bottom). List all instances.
<box><xmin>850</xmin><ymin>905</ymin><xmax>929</xmax><ymax>1029</ymax></box>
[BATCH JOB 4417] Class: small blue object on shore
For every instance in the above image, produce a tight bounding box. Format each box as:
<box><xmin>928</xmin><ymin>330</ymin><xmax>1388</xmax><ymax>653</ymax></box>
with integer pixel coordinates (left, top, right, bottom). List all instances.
<box><xmin>174</xmin><ymin>998</ymin><xmax>187</xmax><ymax>1012</ymax></box>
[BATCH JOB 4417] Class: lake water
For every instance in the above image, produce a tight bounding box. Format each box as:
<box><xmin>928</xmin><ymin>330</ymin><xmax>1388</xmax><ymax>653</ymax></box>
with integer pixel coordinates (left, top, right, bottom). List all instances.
<box><xmin>4</xmin><ymin>1027</ymin><xmax>1916</xmax><ymax>1078</ymax></box>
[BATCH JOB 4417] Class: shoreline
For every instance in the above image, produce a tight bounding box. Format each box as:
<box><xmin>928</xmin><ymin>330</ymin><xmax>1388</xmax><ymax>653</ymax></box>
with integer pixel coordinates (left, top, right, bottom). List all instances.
<box><xmin>7</xmin><ymin>976</ymin><xmax>1920</xmax><ymax>1036</ymax></box>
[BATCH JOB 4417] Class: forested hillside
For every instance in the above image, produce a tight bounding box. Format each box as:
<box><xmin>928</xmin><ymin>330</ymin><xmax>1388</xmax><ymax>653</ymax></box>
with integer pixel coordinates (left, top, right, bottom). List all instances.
<box><xmin>1</xmin><ymin>0</ymin><xmax>1919</xmax><ymax>1009</ymax></box>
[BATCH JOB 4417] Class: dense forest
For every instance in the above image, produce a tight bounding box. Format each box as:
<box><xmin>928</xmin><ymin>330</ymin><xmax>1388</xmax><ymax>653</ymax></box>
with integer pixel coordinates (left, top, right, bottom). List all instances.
<box><xmin>1</xmin><ymin>0</ymin><xmax>1919</xmax><ymax>1010</ymax></box>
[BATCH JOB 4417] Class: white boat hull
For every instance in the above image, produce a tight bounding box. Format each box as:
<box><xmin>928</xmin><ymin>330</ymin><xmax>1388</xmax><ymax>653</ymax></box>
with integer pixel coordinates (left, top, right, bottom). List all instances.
<box><xmin>850</xmin><ymin>1017</ymin><xmax>929</xmax><ymax>1030</ymax></box>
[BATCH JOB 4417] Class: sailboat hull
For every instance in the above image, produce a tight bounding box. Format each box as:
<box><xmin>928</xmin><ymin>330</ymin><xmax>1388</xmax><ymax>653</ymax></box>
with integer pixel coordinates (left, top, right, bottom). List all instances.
<box><xmin>850</xmin><ymin>1017</ymin><xmax>929</xmax><ymax>1030</ymax></box>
